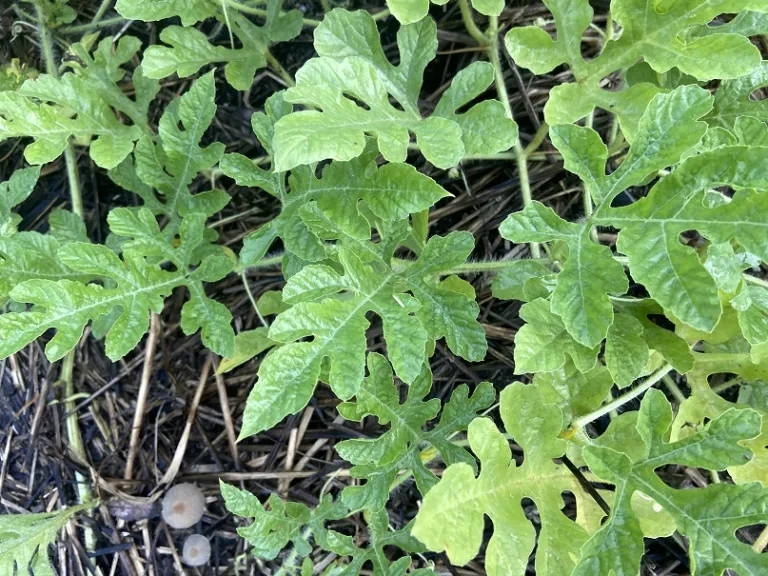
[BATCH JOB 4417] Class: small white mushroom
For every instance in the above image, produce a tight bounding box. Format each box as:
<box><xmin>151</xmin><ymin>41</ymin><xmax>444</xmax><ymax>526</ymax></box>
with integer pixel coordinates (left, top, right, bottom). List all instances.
<box><xmin>161</xmin><ymin>483</ymin><xmax>205</xmax><ymax>529</ymax></box>
<box><xmin>182</xmin><ymin>534</ymin><xmax>211</xmax><ymax>567</ymax></box>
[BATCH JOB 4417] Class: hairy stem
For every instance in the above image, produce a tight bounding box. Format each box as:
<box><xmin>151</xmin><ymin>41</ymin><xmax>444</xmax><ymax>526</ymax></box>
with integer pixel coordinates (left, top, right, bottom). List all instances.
<box><xmin>37</xmin><ymin>5</ymin><xmax>92</xmax><ymax>534</ymax></box>
<box><xmin>572</xmin><ymin>364</ymin><xmax>673</xmax><ymax>429</ymax></box>
<box><xmin>487</xmin><ymin>16</ymin><xmax>541</xmax><ymax>258</ymax></box>
<box><xmin>91</xmin><ymin>0</ymin><xmax>113</xmax><ymax>24</ymax></box>
<box><xmin>265</xmin><ymin>48</ymin><xmax>295</xmax><ymax>87</ymax></box>
<box><xmin>458</xmin><ymin>0</ymin><xmax>488</xmax><ymax>45</ymax></box>
<box><xmin>60</xmin><ymin>15</ymin><xmax>127</xmax><ymax>34</ymax></box>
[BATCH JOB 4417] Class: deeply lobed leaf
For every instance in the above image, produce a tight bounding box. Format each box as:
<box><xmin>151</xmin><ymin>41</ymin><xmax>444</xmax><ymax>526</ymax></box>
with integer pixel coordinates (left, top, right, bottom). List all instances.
<box><xmin>272</xmin><ymin>9</ymin><xmax>517</xmax><ymax>171</ymax></box>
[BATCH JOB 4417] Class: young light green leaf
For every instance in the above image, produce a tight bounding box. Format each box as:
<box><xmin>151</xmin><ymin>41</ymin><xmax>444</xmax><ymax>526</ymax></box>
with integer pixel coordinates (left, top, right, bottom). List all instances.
<box><xmin>605</xmin><ymin>313</ymin><xmax>650</xmax><ymax>388</ymax></box>
<box><xmin>413</xmin><ymin>382</ymin><xmax>599</xmax><ymax>576</ymax></box>
<box><xmin>216</xmin><ymin>328</ymin><xmax>276</xmax><ymax>374</ymax></box>
<box><xmin>500</xmin><ymin>202</ymin><xmax>627</xmax><ymax>348</ymax></box>
<box><xmin>224</xmin><ymin>143</ymin><xmax>449</xmax><ymax>264</ymax></box>
<box><xmin>0</xmin><ymin>502</ymin><xmax>93</xmax><ymax>576</ymax></box>
<box><xmin>0</xmin><ymin>166</ymin><xmax>40</xmax><ymax>236</ymax></box>
<box><xmin>129</xmin><ymin>71</ymin><xmax>228</xmax><ymax>222</ymax></box>
<box><xmin>336</xmin><ymin>353</ymin><xmax>494</xmax><ymax>511</ymax></box>
<box><xmin>576</xmin><ymin>389</ymin><xmax>767</xmax><ymax>576</ymax></box>
<box><xmin>513</xmin><ymin>298</ymin><xmax>598</xmax><ymax>374</ymax></box>
<box><xmin>273</xmin><ymin>9</ymin><xmax>516</xmax><ymax>170</ymax></box>
<box><xmin>0</xmin><ymin>74</ymin><xmax>142</xmax><ymax>169</ymax></box>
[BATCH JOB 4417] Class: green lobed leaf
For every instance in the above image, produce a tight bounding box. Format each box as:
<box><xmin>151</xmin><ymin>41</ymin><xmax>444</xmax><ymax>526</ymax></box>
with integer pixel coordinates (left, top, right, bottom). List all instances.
<box><xmin>673</xmin><ymin>352</ymin><xmax>768</xmax><ymax>486</ymax></box>
<box><xmin>115</xmin><ymin>0</ymin><xmax>216</xmax><ymax>26</ymax></box>
<box><xmin>413</xmin><ymin>382</ymin><xmax>602</xmax><ymax>576</ymax></box>
<box><xmin>223</xmin><ymin>142</ymin><xmax>449</xmax><ymax>265</ymax></box>
<box><xmin>513</xmin><ymin>298</ymin><xmax>598</xmax><ymax>374</ymax></box>
<box><xmin>505</xmin><ymin>0</ymin><xmax>763</xmax><ymax>136</ymax></box>
<box><xmin>0</xmin><ymin>74</ymin><xmax>142</xmax><ymax>169</ymax></box>
<box><xmin>689</xmin><ymin>10</ymin><xmax>768</xmax><ymax>39</ymax></box>
<box><xmin>272</xmin><ymin>9</ymin><xmax>516</xmax><ymax>171</ymax></box>
<box><xmin>0</xmin><ymin>208</ymin><xmax>234</xmax><ymax>361</ymax></box>
<box><xmin>607</xmin><ymin>145</ymin><xmax>768</xmax><ymax>333</ymax></box>
<box><xmin>501</xmin><ymin>201</ymin><xmax>627</xmax><ymax>348</ymax></box>
<box><xmin>121</xmin><ymin>71</ymin><xmax>229</xmax><ymax>223</ymax></box>
<box><xmin>216</xmin><ymin>327</ymin><xmax>276</xmax><ymax>374</ymax></box>
<box><xmin>0</xmin><ymin>502</ymin><xmax>93</xmax><ymax>576</ymax></box>
<box><xmin>576</xmin><ymin>389</ymin><xmax>767</xmax><ymax>576</ymax></box>
<box><xmin>532</xmin><ymin>358</ymin><xmax>613</xmax><ymax>423</ymax></box>
<box><xmin>239</xmin><ymin>231</ymin><xmax>486</xmax><ymax>437</ymax></box>
<box><xmin>0</xmin><ymin>166</ymin><xmax>40</xmax><ymax>237</ymax></box>
<box><xmin>141</xmin><ymin>0</ymin><xmax>302</xmax><ymax>90</ymax></box>
<box><xmin>707</xmin><ymin>61</ymin><xmax>768</xmax><ymax>130</ymax></box>
<box><xmin>604</xmin><ymin>313</ymin><xmax>650</xmax><ymax>388</ymax></box>
<box><xmin>336</xmin><ymin>353</ymin><xmax>494</xmax><ymax>511</ymax></box>
<box><xmin>490</xmin><ymin>259</ymin><xmax>551</xmax><ymax>302</ymax></box>
<box><xmin>66</xmin><ymin>36</ymin><xmax>158</xmax><ymax>132</ymax></box>
<box><xmin>222</xmin><ymin>481</ymin><xmax>430</xmax><ymax>575</ymax></box>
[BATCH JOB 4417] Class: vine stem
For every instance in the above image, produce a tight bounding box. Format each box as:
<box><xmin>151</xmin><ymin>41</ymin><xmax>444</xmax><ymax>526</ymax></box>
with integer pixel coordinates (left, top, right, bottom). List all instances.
<box><xmin>458</xmin><ymin>0</ymin><xmax>488</xmax><ymax>45</ymax></box>
<box><xmin>36</xmin><ymin>4</ymin><xmax>93</xmax><ymax>539</ymax></box>
<box><xmin>444</xmin><ymin>258</ymin><xmax>547</xmax><ymax>274</ymax></box>
<box><xmin>487</xmin><ymin>16</ymin><xmax>541</xmax><ymax>258</ymax></box>
<box><xmin>91</xmin><ymin>0</ymin><xmax>113</xmax><ymax>25</ymax></box>
<box><xmin>59</xmin><ymin>16</ymin><xmax>126</xmax><ymax>34</ymax></box>
<box><xmin>572</xmin><ymin>364</ymin><xmax>673</xmax><ymax>429</ymax></box>
<box><xmin>265</xmin><ymin>48</ymin><xmax>295</xmax><ymax>87</ymax></box>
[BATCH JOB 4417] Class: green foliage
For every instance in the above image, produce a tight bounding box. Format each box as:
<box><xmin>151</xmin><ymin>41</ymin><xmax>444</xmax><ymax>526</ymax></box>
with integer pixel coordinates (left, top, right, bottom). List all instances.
<box><xmin>505</xmin><ymin>0</ymin><xmax>765</xmax><ymax>137</ymax></box>
<box><xmin>0</xmin><ymin>35</ymin><xmax>153</xmax><ymax>169</ymax></box>
<box><xmin>577</xmin><ymin>389</ymin><xmax>767</xmax><ymax>575</ymax></box>
<box><xmin>4</xmin><ymin>2</ymin><xmax>768</xmax><ymax>574</ymax></box>
<box><xmin>502</xmin><ymin>85</ymin><xmax>768</xmax><ymax>364</ymax></box>
<box><xmin>336</xmin><ymin>353</ymin><xmax>494</xmax><ymax>511</ymax></box>
<box><xmin>221</xmin><ymin>481</ymin><xmax>431</xmax><ymax>575</ymax></box>
<box><xmin>122</xmin><ymin>70</ymin><xmax>229</xmax><ymax>223</ymax></box>
<box><xmin>0</xmin><ymin>502</ymin><xmax>92</xmax><ymax>576</ymax></box>
<box><xmin>137</xmin><ymin>0</ymin><xmax>302</xmax><ymax>89</ymax></box>
<box><xmin>240</xmin><ymin>231</ymin><xmax>486</xmax><ymax>437</ymax></box>
<box><xmin>413</xmin><ymin>382</ymin><xmax>600</xmax><ymax>576</ymax></box>
<box><xmin>272</xmin><ymin>9</ymin><xmax>517</xmax><ymax>171</ymax></box>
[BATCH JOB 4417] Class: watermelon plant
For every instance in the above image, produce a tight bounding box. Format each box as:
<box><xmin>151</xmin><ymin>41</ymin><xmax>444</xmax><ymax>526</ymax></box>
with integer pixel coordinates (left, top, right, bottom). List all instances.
<box><xmin>1</xmin><ymin>0</ymin><xmax>768</xmax><ymax>574</ymax></box>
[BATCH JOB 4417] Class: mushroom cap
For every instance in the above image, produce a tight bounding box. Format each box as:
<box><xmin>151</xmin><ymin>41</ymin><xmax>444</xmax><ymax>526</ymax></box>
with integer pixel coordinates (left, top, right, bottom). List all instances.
<box><xmin>161</xmin><ymin>483</ymin><xmax>205</xmax><ymax>529</ymax></box>
<box><xmin>182</xmin><ymin>534</ymin><xmax>211</xmax><ymax>567</ymax></box>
